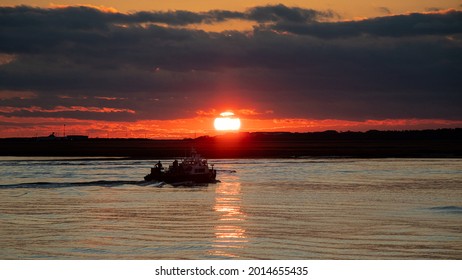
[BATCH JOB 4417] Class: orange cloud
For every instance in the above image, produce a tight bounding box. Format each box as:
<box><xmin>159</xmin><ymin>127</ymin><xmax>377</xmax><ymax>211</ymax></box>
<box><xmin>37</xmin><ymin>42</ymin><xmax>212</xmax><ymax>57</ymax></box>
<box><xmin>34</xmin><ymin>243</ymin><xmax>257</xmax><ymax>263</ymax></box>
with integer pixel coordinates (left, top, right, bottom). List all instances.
<box><xmin>418</xmin><ymin>8</ymin><xmax>460</xmax><ymax>15</ymax></box>
<box><xmin>0</xmin><ymin>106</ymin><xmax>135</xmax><ymax>114</ymax></box>
<box><xmin>94</xmin><ymin>96</ymin><xmax>128</xmax><ymax>101</ymax></box>
<box><xmin>0</xmin><ymin>53</ymin><xmax>16</xmax><ymax>65</ymax></box>
<box><xmin>0</xmin><ymin>115</ymin><xmax>215</xmax><ymax>139</ymax></box>
<box><xmin>244</xmin><ymin>118</ymin><xmax>462</xmax><ymax>132</ymax></box>
<box><xmin>49</xmin><ymin>3</ymin><xmax>118</xmax><ymax>13</ymax></box>
<box><xmin>0</xmin><ymin>90</ymin><xmax>37</xmax><ymax>100</ymax></box>
<box><xmin>196</xmin><ymin>108</ymin><xmax>273</xmax><ymax>117</ymax></box>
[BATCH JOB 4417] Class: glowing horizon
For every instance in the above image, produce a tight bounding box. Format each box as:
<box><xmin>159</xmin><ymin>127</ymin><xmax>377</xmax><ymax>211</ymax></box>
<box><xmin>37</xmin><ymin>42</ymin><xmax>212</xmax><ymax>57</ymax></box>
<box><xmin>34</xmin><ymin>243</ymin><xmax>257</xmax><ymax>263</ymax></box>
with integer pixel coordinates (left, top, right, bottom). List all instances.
<box><xmin>1</xmin><ymin>114</ymin><xmax>461</xmax><ymax>139</ymax></box>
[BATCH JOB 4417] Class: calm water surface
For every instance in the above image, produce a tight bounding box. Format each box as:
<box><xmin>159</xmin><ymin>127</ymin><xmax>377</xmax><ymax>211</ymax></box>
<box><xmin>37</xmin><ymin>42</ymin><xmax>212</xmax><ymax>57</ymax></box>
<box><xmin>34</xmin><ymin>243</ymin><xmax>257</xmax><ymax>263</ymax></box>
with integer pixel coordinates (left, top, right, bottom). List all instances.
<box><xmin>0</xmin><ymin>157</ymin><xmax>461</xmax><ymax>259</ymax></box>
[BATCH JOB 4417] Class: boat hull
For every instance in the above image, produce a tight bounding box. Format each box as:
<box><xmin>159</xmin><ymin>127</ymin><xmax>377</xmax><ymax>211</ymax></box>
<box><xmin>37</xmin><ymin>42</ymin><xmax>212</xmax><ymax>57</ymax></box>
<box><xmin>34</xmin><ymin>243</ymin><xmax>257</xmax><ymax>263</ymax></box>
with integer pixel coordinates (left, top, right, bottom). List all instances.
<box><xmin>144</xmin><ymin>170</ymin><xmax>217</xmax><ymax>183</ymax></box>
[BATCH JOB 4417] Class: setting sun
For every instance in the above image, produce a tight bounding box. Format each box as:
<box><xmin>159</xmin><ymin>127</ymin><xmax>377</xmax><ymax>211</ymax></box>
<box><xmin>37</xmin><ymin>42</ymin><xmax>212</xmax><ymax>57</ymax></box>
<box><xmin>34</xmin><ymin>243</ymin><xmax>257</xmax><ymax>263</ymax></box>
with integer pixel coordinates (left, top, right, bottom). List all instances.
<box><xmin>214</xmin><ymin>112</ymin><xmax>241</xmax><ymax>131</ymax></box>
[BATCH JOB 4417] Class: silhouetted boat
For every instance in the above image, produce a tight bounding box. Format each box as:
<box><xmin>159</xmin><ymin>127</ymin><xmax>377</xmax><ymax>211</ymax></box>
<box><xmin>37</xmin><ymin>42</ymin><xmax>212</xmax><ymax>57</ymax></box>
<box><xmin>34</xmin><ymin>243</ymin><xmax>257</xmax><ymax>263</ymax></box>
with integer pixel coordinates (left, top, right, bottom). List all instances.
<box><xmin>144</xmin><ymin>149</ymin><xmax>217</xmax><ymax>184</ymax></box>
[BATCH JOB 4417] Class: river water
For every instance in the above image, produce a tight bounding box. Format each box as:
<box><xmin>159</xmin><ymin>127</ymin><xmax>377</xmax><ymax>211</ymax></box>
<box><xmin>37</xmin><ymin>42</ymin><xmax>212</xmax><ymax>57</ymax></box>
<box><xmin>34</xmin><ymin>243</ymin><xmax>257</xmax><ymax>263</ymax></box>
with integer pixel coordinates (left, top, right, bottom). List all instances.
<box><xmin>0</xmin><ymin>157</ymin><xmax>461</xmax><ymax>259</ymax></box>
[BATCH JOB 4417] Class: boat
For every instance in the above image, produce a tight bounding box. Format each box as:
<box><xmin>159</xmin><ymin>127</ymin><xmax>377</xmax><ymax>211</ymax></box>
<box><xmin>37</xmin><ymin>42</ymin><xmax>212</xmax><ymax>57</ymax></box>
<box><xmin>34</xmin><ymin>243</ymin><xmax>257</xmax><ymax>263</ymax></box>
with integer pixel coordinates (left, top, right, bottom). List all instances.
<box><xmin>144</xmin><ymin>149</ymin><xmax>217</xmax><ymax>184</ymax></box>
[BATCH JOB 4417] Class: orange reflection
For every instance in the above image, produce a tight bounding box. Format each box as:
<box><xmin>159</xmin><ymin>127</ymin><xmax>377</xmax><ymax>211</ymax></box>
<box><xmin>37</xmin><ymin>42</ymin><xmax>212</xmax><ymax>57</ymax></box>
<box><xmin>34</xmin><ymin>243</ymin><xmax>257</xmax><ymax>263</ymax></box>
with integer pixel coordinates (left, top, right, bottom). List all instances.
<box><xmin>210</xmin><ymin>181</ymin><xmax>248</xmax><ymax>258</ymax></box>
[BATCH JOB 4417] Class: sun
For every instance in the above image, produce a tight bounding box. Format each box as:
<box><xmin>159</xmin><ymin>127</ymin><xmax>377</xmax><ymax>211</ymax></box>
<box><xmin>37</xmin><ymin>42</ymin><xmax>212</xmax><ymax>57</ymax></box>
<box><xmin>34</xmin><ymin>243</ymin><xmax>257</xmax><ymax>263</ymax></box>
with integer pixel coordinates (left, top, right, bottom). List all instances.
<box><xmin>214</xmin><ymin>112</ymin><xmax>241</xmax><ymax>131</ymax></box>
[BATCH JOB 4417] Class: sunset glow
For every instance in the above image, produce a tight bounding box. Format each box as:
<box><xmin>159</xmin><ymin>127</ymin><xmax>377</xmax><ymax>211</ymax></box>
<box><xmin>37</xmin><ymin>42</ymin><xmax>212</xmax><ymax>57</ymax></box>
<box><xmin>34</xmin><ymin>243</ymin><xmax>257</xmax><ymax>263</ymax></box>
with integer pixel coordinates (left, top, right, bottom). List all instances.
<box><xmin>0</xmin><ymin>1</ymin><xmax>461</xmax><ymax>138</ymax></box>
<box><xmin>214</xmin><ymin>112</ymin><xmax>241</xmax><ymax>131</ymax></box>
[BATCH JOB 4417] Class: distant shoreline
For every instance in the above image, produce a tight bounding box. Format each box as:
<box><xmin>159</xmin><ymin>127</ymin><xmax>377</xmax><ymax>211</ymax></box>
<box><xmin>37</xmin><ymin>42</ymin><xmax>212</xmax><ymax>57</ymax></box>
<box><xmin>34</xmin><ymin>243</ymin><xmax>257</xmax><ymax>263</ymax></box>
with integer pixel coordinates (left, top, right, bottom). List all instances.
<box><xmin>1</xmin><ymin>129</ymin><xmax>461</xmax><ymax>158</ymax></box>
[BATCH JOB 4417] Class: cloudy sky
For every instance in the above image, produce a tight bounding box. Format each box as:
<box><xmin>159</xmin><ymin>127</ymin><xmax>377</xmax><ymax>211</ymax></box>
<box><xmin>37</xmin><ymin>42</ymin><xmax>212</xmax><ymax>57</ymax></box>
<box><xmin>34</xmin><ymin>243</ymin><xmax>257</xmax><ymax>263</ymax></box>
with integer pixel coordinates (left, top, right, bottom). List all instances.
<box><xmin>1</xmin><ymin>1</ymin><xmax>461</xmax><ymax>138</ymax></box>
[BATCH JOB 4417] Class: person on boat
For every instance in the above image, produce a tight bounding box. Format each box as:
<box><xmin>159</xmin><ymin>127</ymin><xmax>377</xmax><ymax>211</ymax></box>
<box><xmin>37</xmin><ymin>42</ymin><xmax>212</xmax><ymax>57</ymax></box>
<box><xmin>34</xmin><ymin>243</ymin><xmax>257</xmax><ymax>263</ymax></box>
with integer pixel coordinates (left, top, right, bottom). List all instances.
<box><xmin>155</xmin><ymin>161</ymin><xmax>162</xmax><ymax>170</ymax></box>
<box><xmin>171</xmin><ymin>159</ymin><xmax>179</xmax><ymax>174</ymax></box>
<box><xmin>178</xmin><ymin>162</ymin><xmax>185</xmax><ymax>174</ymax></box>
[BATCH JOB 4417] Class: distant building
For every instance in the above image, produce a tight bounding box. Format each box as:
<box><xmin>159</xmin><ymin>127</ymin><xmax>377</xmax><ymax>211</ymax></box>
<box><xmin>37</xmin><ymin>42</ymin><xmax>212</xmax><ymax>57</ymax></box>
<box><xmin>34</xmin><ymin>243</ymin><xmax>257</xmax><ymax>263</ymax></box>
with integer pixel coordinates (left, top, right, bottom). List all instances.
<box><xmin>36</xmin><ymin>132</ymin><xmax>59</xmax><ymax>141</ymax></box>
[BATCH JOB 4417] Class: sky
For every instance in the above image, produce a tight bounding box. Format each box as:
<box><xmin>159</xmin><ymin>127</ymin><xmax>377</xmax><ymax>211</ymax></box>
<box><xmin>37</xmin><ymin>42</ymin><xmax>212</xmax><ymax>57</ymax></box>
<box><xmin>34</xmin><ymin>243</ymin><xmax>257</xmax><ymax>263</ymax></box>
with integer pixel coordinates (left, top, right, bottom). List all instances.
<box><xmin>1</xmin><ymin>1</ymin><xmax>461</xmax><ymax>138</ymax></box>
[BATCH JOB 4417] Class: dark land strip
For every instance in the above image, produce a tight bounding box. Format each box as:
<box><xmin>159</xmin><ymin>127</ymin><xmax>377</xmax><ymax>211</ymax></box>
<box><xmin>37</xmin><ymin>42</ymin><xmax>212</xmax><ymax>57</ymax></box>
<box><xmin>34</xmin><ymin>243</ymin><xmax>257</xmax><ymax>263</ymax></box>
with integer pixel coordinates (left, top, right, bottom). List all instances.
<box><xmin>1</xmin><ymin>129</ymin><xmax>461</xmax><ymax>158</ymax></box>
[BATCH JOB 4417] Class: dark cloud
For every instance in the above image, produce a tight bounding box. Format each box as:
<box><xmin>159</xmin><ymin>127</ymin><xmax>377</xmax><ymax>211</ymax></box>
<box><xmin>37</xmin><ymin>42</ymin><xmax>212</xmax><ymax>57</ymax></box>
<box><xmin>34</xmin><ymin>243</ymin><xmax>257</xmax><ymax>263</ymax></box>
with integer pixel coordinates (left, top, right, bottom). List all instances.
<box><xmin>0</xmin><ymin>5</ymin><xmax>461</xmax><ymax>122</ymax></box>
<box><xmin>270</xmin><ymin>10</ymin><xmax>462</xmax><ymax>38</ymax></box>
<box><xmin>0</xmin><ymin>4</ymin><xmax>334</xmax><ymax>28</ymax></box>
<box><xmin>246</xmin><ymin>4</ymin><xmax>336</xmax><ymax>23</ymax></box>
<box><xmin>426</xmin><ymin>7</ymin><xmax>443</xmax><ymax>12</ymax></box>
<box><xmin>377</xmin><ymin>7</ymin><xmax>392</xmax><ymax>15</ymax></box>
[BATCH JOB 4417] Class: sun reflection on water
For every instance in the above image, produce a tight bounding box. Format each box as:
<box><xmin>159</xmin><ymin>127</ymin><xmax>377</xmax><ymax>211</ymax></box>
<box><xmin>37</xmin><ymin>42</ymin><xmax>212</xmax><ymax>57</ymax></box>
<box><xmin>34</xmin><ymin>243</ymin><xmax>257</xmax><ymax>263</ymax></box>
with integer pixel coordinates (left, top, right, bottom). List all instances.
<box><xmin>210</xmin><ymin>181</ymin><xmax>248</xmax><ymax>258</ymax></box>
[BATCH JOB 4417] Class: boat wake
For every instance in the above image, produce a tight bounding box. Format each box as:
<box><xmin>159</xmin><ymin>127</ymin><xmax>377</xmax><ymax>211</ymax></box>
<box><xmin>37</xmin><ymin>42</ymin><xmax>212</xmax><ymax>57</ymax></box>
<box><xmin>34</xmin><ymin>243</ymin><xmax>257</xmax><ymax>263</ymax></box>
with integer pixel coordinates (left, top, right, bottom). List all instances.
<box><xmin>429</xmin><ymin>206</ymin><xmax>462</xmax><ymax>214</ymax></box>
<box><xmin>0</xmin><ymin>180</ymin><xmax>145</xmax><ymax>189</ymax></box>
<box><xmin>137</xmin><ymin>181</ymin><xmax>166</xmax><ymax>188</ymax></box>
<box><xmin>0</xmin><ymin>179</ymin><xmax>218</xmax><ymax>189</ymax></box>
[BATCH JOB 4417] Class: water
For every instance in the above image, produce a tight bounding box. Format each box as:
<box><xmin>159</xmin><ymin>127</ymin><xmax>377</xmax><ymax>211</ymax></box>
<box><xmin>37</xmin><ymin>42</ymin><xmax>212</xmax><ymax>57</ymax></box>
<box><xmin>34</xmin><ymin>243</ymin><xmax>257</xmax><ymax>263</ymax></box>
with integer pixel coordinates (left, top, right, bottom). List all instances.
<box><xmin>0</xmin><ymin>157</ymin><xmax>461</xmax><ymax>259</ymax></box>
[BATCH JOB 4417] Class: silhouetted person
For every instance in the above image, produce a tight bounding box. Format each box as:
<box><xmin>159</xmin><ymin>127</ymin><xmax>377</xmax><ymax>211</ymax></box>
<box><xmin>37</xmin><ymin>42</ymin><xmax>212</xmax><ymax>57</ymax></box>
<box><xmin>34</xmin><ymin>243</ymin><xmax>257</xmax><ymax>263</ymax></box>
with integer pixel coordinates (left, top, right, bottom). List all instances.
<box><xmin>155</xmin><ymin>161</ymin><xmax>162</xmax><ymax>170</ymax></box>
